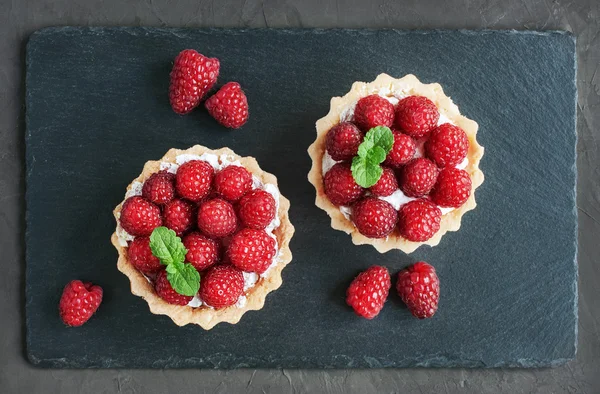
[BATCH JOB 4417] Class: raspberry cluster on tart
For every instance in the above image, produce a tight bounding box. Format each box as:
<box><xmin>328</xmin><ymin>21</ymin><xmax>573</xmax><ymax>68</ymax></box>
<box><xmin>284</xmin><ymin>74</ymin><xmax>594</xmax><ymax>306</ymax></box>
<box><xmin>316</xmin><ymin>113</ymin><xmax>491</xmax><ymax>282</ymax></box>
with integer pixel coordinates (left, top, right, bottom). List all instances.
<box><xmin>111</xmin><ymin>145</ymin><xmax>294</xmax><ymax>329</ymax></box>
<box><xmin>308</xmin><ymin>74</ymin><xmax>484</xmax><ymax>253</ymax></box>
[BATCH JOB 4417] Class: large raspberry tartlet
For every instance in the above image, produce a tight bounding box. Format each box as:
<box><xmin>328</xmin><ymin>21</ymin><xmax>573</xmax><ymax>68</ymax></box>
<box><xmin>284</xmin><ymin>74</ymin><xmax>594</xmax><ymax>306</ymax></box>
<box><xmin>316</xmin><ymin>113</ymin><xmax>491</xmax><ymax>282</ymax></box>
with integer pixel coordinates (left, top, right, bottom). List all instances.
<box><xmin>308</xmin><ymin>74</ymin><xmax>484</xmax><ymax>253</ymax></box>
<box><xmin>111</xmin><ymin>145</ymin><xmax>294</xmax><ymax>328</ymax></box>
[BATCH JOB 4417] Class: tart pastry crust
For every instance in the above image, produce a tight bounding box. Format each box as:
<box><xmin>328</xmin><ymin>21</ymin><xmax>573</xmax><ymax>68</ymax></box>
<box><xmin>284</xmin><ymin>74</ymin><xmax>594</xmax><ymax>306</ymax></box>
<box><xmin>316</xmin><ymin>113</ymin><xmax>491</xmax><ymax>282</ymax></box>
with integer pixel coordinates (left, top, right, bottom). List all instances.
<box><xmin>111</xmin><ymin>145</ymin><xmax>295</xmax><ymax>329</ymax></box>
<box><xmin>307</xmin><ymin>74</ymin><xmax>484</xmax><ymax>253</ymax></box>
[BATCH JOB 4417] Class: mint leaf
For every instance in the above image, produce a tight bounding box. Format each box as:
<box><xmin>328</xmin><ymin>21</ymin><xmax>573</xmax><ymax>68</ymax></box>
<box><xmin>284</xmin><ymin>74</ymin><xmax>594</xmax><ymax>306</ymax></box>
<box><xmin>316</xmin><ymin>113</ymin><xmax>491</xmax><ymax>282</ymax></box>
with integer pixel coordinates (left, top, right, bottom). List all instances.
<box><xmin>357</xmin><ymin>139</ymin><xmax>374</xmax><ymax>157</ymax></box>
<box><xmin>367</xmin><ymin>145</ymin><xmax>387</xmax><ymax>165</ymax></box>
<box><xmin>149</xmin><ymin>227</ymin><xmax>187</xmax><ymax>266</ymax></box>
<box><xmin>363</xmin><ymin>126</ymin><xmax>394</xmax><ymax>153</ymax></box>
<box><xmin>147</xmin><ymin>227</ymin><xmax>198</xmax><ymax>296</ymax></box>
<box><xmin>352</xmin><ymin>156</ymin><xmax>383</xmax><ymax>188</ymax></box>
<box><xmin>351</xmin><ymin>126</ymin><xmax>394</xmax><ymax>187</ymax></box>
<box><xmin>166</xmin><ymin>261</ymin><xmax>200</xmax><ymax>296</ymax></box>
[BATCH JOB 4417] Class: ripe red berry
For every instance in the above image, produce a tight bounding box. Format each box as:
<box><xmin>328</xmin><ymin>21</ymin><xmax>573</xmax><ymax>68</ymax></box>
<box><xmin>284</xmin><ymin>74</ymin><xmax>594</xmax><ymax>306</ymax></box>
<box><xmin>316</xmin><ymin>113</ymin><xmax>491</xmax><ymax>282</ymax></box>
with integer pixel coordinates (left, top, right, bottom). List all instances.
<box><xmin>430</xmin><ymin>167</ymin><xmax>472</xmax><ymax>208</ymax></box>
<box><xmin>346</xmin><ymin>266</ymin><xmax>391</xmax><ymax>319</ymax></box>
<box><xmin>142</xmin><ymin>171</ymin><xmax>176</xmax><ymax>205</ymax></box>
<box><xmin>163</xmin><ymin>199</ymin><xmax>195</xmax><ymax>236</ymax></box>
<box><xmin>127</xmin><ymin>237</ymin><xmax>162</xmax><ymax>274</ymax></box>
<box><xmin>154</xmin><ymin>269</ymin><xmax>194</xmax><ymax>305</ymax></box>
<box><xmin>214</xmin><ymin>165</ymin><xmax>252</xmax><ymax>202</ymax></box>
<box><xmin>353</xmin><ymin>95</ymin><xmax>395</xmax><ymax>131</ymax></box>
<box><xmin>394</xmin><ymin>96</ymin><xmax>440</xmax><ymax>138</ymax></box>
<box><xmin>228</xmin><ymin>228</ymin><xmax>276</xmax><ymax>274</ymax></box>
<box><xmin>59</xmin><ymin>280</ymin><xmax>103</xmax><ymax>327</ymax></box>
<box><xmin>323</xmin><ymin>163</ymin><xmax>364</xmax><ymax>206</ymax></box>
<box><xmin>400</xmin><ymin>158</ymin><xmax>439</xmax><ymax>197</ymax></box>
<box><xmin>396</xmin><ymin>262</ymin><xmax>440</xmax><ymax>319</ymax></box>
<box><xmin>238</xmin><ymin>190</ymin><xmax>277</xmax><ymax>230</ymax></box>
<box><xmin>199</xmin><ymin>265</ymin><xmax>244</xmax><ymax>308</ymax></box>
<box><xmin>205</xmin><ymin>82</ymin><xmax>249</xmax><ymax>129</ymax></box>
<box><xmin>352</xmin><ymin>197</ymin><xmax>398</xmax><ymax>238</ymax></box>
<box><xmin>175</xmin><ymin>160</ymin><xmax>214</xmax><ymax>202</ymax></box>
<box><xmin>369</xmin><ymin>167</ymin><xmax>398</xmax><ymax>197</ymax></box>
<box><xmin>197</xmin><ymin>198</ymin><xmax>238</xmax><ymax>238</ymax></box>
<box><xmin>326</xmin><ymin>122</ymin><xmax>364</xmax><ymax>161</ymax></box>
<box><xmin>182</xmin><ymin>232</ymin><xmax>220</xmax><ymax>272</ymax></box>
<box><xmin>425</xmin><ymin>123</ymin><xmax>469</xmax><ymax>168</ymax></box>
<box><xmin>119</xmin><ymin>196</ymin><xmax>162</xmax><ymax>237</ymax></box>
<box><xmin>169</xmin><ymin>49</ymin><xmax>220</xmax><ymax>115</ymax></box>
<box><xmin>385</xmin><ymin>130</ymin><xmax>416</xmax><ymax>168</ymax></box>
<box><xmin>398</xmin><ymin>199</ymin><xmax>442</xmax><ymax>242</ymax></box>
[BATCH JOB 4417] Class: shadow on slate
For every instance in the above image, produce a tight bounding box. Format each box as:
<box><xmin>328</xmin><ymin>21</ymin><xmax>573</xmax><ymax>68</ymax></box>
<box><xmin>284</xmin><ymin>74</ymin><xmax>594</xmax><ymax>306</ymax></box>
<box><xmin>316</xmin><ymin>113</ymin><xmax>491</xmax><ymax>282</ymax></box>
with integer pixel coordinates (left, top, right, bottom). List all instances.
<box><xmin>25</xmin><ymin>27</ymin><xmax>577</xmax><ymax>369</ymax></box>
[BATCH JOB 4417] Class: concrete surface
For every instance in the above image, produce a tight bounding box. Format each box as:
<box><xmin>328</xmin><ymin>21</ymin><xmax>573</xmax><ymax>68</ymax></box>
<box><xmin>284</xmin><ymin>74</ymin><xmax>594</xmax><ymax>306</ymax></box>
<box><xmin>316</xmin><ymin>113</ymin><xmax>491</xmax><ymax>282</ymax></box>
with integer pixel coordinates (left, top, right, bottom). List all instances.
<box><xmin>1</xmin><ymin>0</ymin><xmax>598</xmax><ymax>393</ymax></box>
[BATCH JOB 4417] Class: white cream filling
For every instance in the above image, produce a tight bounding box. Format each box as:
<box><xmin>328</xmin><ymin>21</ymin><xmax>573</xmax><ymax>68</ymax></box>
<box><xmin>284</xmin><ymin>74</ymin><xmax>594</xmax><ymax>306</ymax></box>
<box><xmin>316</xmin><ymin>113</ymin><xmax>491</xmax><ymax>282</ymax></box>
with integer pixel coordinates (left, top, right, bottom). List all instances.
<box><xmin>323</xmin><ymin>89</ymin><xmax>468</xmax><ymax>221</ymax></box>
<box><xmin>187</xmin><ymin>296</ymin><xmax>203</xmax><ymax>308</ymax></box>
<box><xmin>117</xmin><ymin>153</ymin><xmax>283</xmax><ymax>309</ymax></box>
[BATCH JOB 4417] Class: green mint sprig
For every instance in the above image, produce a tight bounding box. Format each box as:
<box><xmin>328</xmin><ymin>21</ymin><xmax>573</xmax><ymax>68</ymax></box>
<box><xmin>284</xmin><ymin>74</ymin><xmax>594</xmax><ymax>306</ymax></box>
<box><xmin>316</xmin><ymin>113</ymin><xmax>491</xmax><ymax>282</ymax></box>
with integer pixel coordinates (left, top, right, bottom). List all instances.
<box><xmin>149</xmin><ymin>227</ymin><xmax>200</xmax><ymax>296</ymax></box>
<box><xmin>351</xmin><ymin>126</ymin><xmax>394</xmax><ymax>188</ymax></box>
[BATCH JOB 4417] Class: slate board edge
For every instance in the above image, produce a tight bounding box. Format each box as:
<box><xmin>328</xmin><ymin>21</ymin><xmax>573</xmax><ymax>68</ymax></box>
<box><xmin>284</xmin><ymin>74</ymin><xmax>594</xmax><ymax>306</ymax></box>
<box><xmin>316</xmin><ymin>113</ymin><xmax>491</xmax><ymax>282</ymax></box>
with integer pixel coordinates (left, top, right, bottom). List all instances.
<box><xmin>24</xmin><ymin>29</ymin><xmax>39</xmax><ymax>369</ymax></box>
<box><xmin>26</xmin><ymin>355</ymin><xmax>576</xmax><ymax>369</ymax></box>
<box><xmin>571</xmin><ymin>33</ymin><xmax>579</xmax><ymax>362</ymax></box>
<box><xmin>27</xmin><ymin>26</ymin><xmax>575</xmax><ymax>43</ymax></box>
<box><xmin>24</xmin><ymin>27</ymin><xmax>578</xmax><ymax>369</ymax></box>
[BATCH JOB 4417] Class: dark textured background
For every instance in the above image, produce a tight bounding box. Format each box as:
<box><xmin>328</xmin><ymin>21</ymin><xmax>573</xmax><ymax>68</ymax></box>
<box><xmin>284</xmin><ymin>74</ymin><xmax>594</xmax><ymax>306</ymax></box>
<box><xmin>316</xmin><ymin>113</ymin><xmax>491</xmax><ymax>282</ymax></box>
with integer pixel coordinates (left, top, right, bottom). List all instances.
<box><xmin>1</xmin><ymin>0</ymin><xmax>599</xmax><ymax>392</ymax></box>
<box><xmin>24</xmin><ymin>28</ymin><xmax>577</xmax><ymax>369</ymax></box>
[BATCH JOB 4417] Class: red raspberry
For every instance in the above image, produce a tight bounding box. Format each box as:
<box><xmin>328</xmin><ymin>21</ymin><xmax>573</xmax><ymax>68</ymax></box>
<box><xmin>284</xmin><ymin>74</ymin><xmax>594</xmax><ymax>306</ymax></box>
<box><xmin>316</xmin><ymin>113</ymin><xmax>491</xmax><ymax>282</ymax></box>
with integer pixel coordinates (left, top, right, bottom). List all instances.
<box><xmin>325</xmin><ymin>122</ymin><xmax>363</xmax><ymax>161</ymax></box>
<box><xmin>127</xmin><ymin>237</ymin><xmax>162</xmax><ymax>274</ymax></box>
<box><xmin>163</xmin><ymin>199</ymin><xmax>195</xmax><ymax>236</ymax></box>
<box><xmin>205</xmin><ymin>82</ymin><xmax>249</xmax><ymax>129</ymax></box>
<box><xmin>400</xmin><ymin>158</ymin><xmax>439</xmax><ymax>197</ymax></box>
<box><xmin>398</xmin><ymin>199</ymin><xmax>442</xmax><ymax>242</ymax></box>
<box><xmin>119</xmin><ymin>196</ymin><xmax>162</xmax><ymax>237</ymax></box>
<box><xmin>228</xmin><ymin>228</ymin><xmax>276</xmax><ymax>274</ymax></box>
<box><xmin>425</xmin><ymin>124</ymin><xmax>469</xmax><ymax>167</ymax></box>
<box><xmin>369</xmin><ymin>167</ymin><xmax>398</xmax><ymax>197</ymax></box>
<box><xmin>197</xmin><ymin>198</ymin><xmax>237</xmax><ymax>238</ymax></box>
<box><xmin>169</xmin><ymin>49</ymin><xmax>220</xmax><ymax>115</ymax></box>
<box><xmin>353</xmin><ymin>95</ymin><xmax>395</xmax><ymax>131</ymax></box>
<box><xmin>384</xmin><ymin>130</ymin><xmax>416</xmax><ymax>168</ymax></box>
<box><xmin>182</xmin><ymin>232</ymin><xmax>220</xmax><ymax>272</ymax></box>
<box><xmin>142</xmin><ymin>171</ymin><xmax>175</xmax><ymax>205</ymax></box>
<box><xmin>323</xmin><ymin>163</ymin><xmax>364</xmax><ymax>205</ymax></box>
<box><xmin>238</xmin><ymin>190</ymin><xmax>277</xmax><ymax>230</ymax></box>
<box><xmin>396</xmin><ymin>262</ymin><xmax>439</xmax><ymax>319</ymax></box>
<box><xmin>59</xmin><ymin>280</ymin><xmax>103</xmax><ymax>327</ymax></box>
<box><xmin>394</xmin><ymin>96</ymin><xmax>440</xmax><ymax>138</ymax></box>
<box><xmin>154</xmin><ymin>269</ymin><xmax>194</xmax><ymax>305</ymax></box>
<box><xmin>214</xmin><ymin>165</ymin><xmax>252</xmax><ymax>202</ymax></box>
<box><xmin>175</xmin><ymin>160</ymin><xmax>214</xmax><ymax>202</ymax></box>
<box><xmin>199</xmin><ymin>265</ymin><xmax>244</xmax><ymax>308</ymax></box>
<box><xmin>346</xmin><ymin>266</ymin><xmax>391</xmax><ymax>319</ymax></box>
<box><xmin>352</xmin><ymin>197</ymin><xmax>398</xmax><ymax>239</ymax></box>
<box><xmin>430</xmin><ymin>167</ymin><xmax>472</xmax><ymax>208</ymax></box>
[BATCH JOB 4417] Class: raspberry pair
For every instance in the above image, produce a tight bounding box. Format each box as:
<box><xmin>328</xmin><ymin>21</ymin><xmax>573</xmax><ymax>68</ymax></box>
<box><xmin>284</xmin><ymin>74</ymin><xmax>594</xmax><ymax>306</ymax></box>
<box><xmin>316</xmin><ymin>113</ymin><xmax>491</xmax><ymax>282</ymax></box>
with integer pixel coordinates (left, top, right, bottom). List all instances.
<box><xmin>346</xmin><ymin>262</ymin><xmax>440</xmax><ymax>320</ymax></box>
<box><xmin>169</xmin><ymin>49</ymin><xmax>249</xmax><ymax>128</ymax></box>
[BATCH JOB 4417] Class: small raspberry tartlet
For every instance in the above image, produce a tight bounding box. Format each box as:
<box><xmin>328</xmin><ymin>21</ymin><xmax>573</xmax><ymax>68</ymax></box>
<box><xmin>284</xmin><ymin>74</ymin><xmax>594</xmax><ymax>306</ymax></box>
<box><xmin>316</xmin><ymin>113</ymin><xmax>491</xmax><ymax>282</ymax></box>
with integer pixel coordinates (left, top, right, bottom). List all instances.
<box><xmin>308</xmin><ymin>74</ymin><xmax>484</xmax><ymax>253</ymax></box>
<box><xmin>111</xmin><ymin>145</ymin><xmax>294</xmax><ymax>328</ymax></box>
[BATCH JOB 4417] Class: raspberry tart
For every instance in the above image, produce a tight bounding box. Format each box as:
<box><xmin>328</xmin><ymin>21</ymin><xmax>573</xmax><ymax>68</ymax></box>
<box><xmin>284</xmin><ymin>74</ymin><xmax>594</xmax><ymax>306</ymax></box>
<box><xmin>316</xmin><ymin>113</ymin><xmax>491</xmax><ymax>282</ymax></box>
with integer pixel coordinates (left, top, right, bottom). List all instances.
<box><xmin>308</xmin><ymin>74</ymin><xmax>484</xmax><ymax>253</ymax></box>
<box><xmin>111</xmin><ymin>145</ymin><xmax>294</xmax><ymax>328</ymax></box>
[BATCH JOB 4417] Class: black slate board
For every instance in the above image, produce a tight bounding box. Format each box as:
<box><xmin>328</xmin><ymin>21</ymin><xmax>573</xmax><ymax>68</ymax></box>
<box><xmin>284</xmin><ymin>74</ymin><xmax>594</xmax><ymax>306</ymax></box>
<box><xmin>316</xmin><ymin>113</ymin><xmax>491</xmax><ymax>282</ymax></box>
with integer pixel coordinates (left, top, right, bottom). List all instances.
<box><xmin>25</xmin><ymin>27</ymin><xmax>577</xmax><ymax>368</ymax></box>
